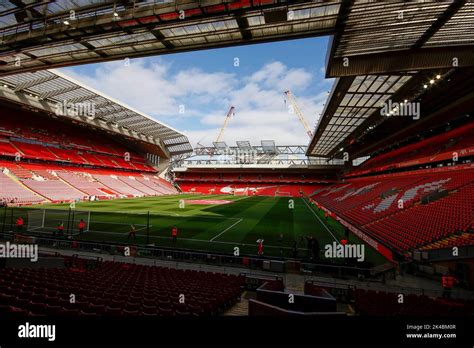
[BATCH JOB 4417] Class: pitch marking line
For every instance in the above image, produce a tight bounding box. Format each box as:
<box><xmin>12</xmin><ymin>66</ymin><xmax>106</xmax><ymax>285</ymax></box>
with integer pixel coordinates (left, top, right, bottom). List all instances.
<box><xmin>302</xmin><ymin>198</ymin><xmax>340</xmax><ymax>245</ymax></box>
<box><xmin>209</xmin><ymin>218</ymin><xmax>243</xmax><ymax>242</ymax></box>
<box><xmin>72</xmin><ymin>230</ymin><xmax>311</xmax><ymax>251</ymax></box>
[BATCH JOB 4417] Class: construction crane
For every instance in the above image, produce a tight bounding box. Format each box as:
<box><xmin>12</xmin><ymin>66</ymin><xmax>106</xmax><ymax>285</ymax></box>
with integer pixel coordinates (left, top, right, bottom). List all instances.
<box><xmin>284</xmin><ymin>90</ymin><xmax>313</xmax><ymax>138</ymax></box>
<box><xmin>216</xmin><ymin>106</ymin><xmax>235</xmax><ymax>143</ymax></box>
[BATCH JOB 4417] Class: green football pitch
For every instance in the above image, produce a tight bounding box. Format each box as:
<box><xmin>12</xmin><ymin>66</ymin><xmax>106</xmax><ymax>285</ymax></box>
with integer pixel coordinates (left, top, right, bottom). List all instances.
<box><xmin>4</xmin><ymin>194</ymin><xmax>386</xmax><ymax>265</ymax></box>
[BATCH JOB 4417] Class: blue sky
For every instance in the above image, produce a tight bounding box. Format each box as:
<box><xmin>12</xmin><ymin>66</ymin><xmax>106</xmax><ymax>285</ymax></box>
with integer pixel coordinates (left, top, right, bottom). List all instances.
<box><xmin>62</xmin><ymin>36</ymin><xmax>333</xmax><ymax>146</ymax></box>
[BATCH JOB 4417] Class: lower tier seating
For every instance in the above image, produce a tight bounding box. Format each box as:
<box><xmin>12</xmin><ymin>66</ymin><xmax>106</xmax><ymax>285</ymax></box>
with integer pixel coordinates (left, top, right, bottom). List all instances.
<box><xmin>311</xmin><ymin>167</ymin><xmax>474</xmax><ymax>253</ymax></box>
<box><xmin>420</xmin><ymin>232</ymin><xmax>474</xmax><ymax>250</ymax></box>
<box><xmin>0</xmin><ymin>171</ymin><xmax>44</xmax><ymax>205</ymax></box>
<box><xmin>0</xmin><ymin>259</ymin><xmax>244</xmax><ymax>317</ymax></box>
<box><xmin>0</xmin><ymin>162</ymin><xmax>178</xmax><ymax>205</ymax></box>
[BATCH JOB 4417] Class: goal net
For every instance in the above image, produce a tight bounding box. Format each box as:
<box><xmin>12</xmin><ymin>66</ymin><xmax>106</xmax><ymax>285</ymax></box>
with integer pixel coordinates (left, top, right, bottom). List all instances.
<box><xmin>27</xmin><ymin>209</ymin><xmax>90</xmax><ymax>236</ymax></box>
<box><xmin>27</xmin><ymin>209</ymin><xmax>46</xmax><ymax>232</ymax></box>
<box><xmin>276</xmin><ymin>192</ymin><xmax>292</xmax><ymax>197</ymax></box>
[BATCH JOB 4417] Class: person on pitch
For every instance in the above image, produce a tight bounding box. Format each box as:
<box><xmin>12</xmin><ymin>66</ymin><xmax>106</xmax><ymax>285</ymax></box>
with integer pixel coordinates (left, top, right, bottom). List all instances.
<box><xmin>305</xmin><ymin>236</ymin><xmax>311</xmax><ymax>259</ymax></box>
<box><xmin>78</xmin><ymin>219</ymin><xmax>86</xmax><ymax>235</ymax></box>
<box><xmin>278</xmin><ymin>233</ymin><xmax>284</xmax><ymax>256</ymax></box>
<box><xmin>128</xmin><ymin>224</ymin><xmax>136</xmax><ymax>240</ymax></box>
<box><xmin>292</xmin><ymin>240</ymin><xmax>298</xmax><ymax>258</ymax></box>
<box><xmin>257</xmin><ymin>239</ymin><xmax>264</xmax><ymax>255</ymax></box>
<box><xmin>16</xmin><ymin>216</ymin><xmax>24</xmax><ymax>232</ymax></box>
<box><xmin>56</xmin><ymin>222</ymin><xmax>65</xmax><ymax>237</ymax></box>
<box><xmin>171</xmin><ymin>226</ymin><xmax>178</xmax><ymax>244</ymax></box>
<box><xmin>312</xmin><ymin>237</ymin><xmax>320</xmax><ymax>261</ymax></box>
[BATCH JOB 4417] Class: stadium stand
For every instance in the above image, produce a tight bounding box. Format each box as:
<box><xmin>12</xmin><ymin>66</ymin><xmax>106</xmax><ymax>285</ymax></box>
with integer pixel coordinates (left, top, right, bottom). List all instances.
<box><xmin>420</xmin><ymin>232</ymin><xmax>474</xmax><ymax>251</ymax></box>
<box><xmin>20</xmin><ymin>178</ymin><xmax>84</xmax><ymax>202</ymax></box>
<box><xmin>0</xmin><ymin>162</ymin><xmax>178</xmax><ymax>205</ymax></box>
<box><xmin>311</xmin><ymin>166</ymin><xmax>474</xmax><ymax>253</ymax></box>
<box><xmin>349</xmin><ymin>122</ymin><xmax>474</xmax><ymax>177</ymax></box>
<box><xmin>93</xmin><ymin>175</ymin><xmax>146</xmax><ymax>197</ymax></box>
<box><xmin>118</xmin><ymin>176</ymin><xmax>161</xmax><ymax>196</ymax></box>
<box><xmin>57</xmin><ymin>171</ymin><xmax>118</xmax><ymax>198</ymax></box>
<box><xmin>0</xmin><ymin>110</ymin><xmax>154</xmax><ymax>172</ymax></box>
<box><xmin>0</xmin><ymin>171</ymin><xmax>44</xmax><ymax>205</ymax></box>
<box><xmin>0</xmin><ymin>106</ymin><xmax>181</xmax><ymax>205</ymax></box>
<box><xmin>0</xmin><ymin>257</ymin><xmax>244</xmax><ymax>317</ymax></box>
<box><xmin>177</xmin><ymin>175</ymin><xmax>324</xmax><ymax>197</ymax></box>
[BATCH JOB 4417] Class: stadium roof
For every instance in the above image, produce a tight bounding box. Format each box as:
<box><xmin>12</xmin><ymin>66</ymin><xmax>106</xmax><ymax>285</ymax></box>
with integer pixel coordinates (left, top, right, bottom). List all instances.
<box><xmin>325</xmin><ymin>0</ymin><xmax>474</xmax><ymax>77</ymax></box>
<box><xmin>1</xmin><ymin>1</ymin><xmax>473</xmax><ymax>77</ymax></box>
<box><xmin>0</xmin><ymin>69</ymin><xmax>192</xmax><ymax>156</ymax></box>
<box><xmin>0</xmin><ymin>0</ymin><xmax>341</xmax><ymax>76</ymax></box>
<box><xmin>307</xmin><ymin>73</ymin><xmax>415</xmax><ymax>157</ymax></box>
<box><xmin>308</xmin><ymin>0</ymin><xmax>474</xmax><ymax>158</ymax></box>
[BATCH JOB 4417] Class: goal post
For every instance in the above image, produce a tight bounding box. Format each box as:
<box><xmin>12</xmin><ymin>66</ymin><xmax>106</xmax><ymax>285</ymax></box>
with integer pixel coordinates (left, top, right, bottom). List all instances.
<box><xmin>69</xmin><ymin>210</ymin><xmax>91</xmax><ymax>235</ymax></box>
<box><xmin>27</xmin><ymin>209</ymin><xmax>46</xmax><ymax>232</ymax></box>
<box><xmin>27</xmin><ymin>209</ymin><xmax>91</xmax><ymax>236</ymax></box>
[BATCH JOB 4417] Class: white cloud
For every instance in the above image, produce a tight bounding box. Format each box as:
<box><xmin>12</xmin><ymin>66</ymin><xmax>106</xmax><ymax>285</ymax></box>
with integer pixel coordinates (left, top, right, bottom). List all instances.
<box><xmin>248</xmin><ymin>61</ymin><xmax>312</xmax><ymax>92</ymax></box>
<box><xmin>62</xmin><ymin>58</ymin><xmax>328</xmax><ymax>147</ymax></box>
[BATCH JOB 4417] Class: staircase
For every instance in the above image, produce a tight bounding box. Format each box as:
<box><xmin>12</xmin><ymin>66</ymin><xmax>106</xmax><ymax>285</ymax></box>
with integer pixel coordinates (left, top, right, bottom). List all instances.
<box><xmin>223</xmin><ymin>291</ymin><xmax>249</xmax><ymax>316</ymax></box>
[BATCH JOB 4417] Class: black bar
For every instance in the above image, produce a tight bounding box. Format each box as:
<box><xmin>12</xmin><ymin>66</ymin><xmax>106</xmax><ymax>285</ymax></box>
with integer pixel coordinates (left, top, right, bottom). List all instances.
<box><xmin>0</xmin><ymin>316</ymin><xmax>472</xmax><ymax>345</ymax></box>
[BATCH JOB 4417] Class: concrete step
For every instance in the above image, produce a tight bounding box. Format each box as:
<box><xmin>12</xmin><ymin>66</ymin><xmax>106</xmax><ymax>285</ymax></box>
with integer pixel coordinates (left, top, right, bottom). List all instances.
<box><xmin>223</xmin><ymin>292</ymin><xmax>249</xmax><ymax>316</ymax></box>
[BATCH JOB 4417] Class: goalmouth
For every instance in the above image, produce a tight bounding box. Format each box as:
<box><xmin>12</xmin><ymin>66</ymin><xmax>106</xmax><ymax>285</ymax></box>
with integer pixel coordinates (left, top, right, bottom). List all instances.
<box><xmin>27</xmin><ymin>209</ymin><xmax>91</xmax><ymax>236</ymax></box>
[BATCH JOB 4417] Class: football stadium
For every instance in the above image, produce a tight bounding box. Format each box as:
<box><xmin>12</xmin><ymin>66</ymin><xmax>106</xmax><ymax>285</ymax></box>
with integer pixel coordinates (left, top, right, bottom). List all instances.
<box><xmin>0</xmin><ymin>0</ymin><xmax>473</xmax><ymax>345</ymax></box>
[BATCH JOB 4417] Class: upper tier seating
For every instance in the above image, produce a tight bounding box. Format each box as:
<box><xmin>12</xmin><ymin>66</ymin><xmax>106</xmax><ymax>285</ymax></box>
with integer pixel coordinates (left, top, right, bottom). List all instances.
<box><xmin>351</xmin><ymin>122</ymin><xmax>474</xmax><ymax>176</ymax></box>
<box><xmin>0</xmin><ymin>258</ymin><xmax>244</xmax><ymax>317</ymax></box>
<box><xmin>12</xmin><ymin>141</ymin><xmax>58</xmax><ymax>161</ymax></box>
<box><xmin>0</xmin><ymin>109</ymin><xmax>154</xmax><ymax>172</ymax></box>
<box><xmin>0</xmin><ymin>140</ymin><xmax>18</xmax><ymax>156</ymax></box>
